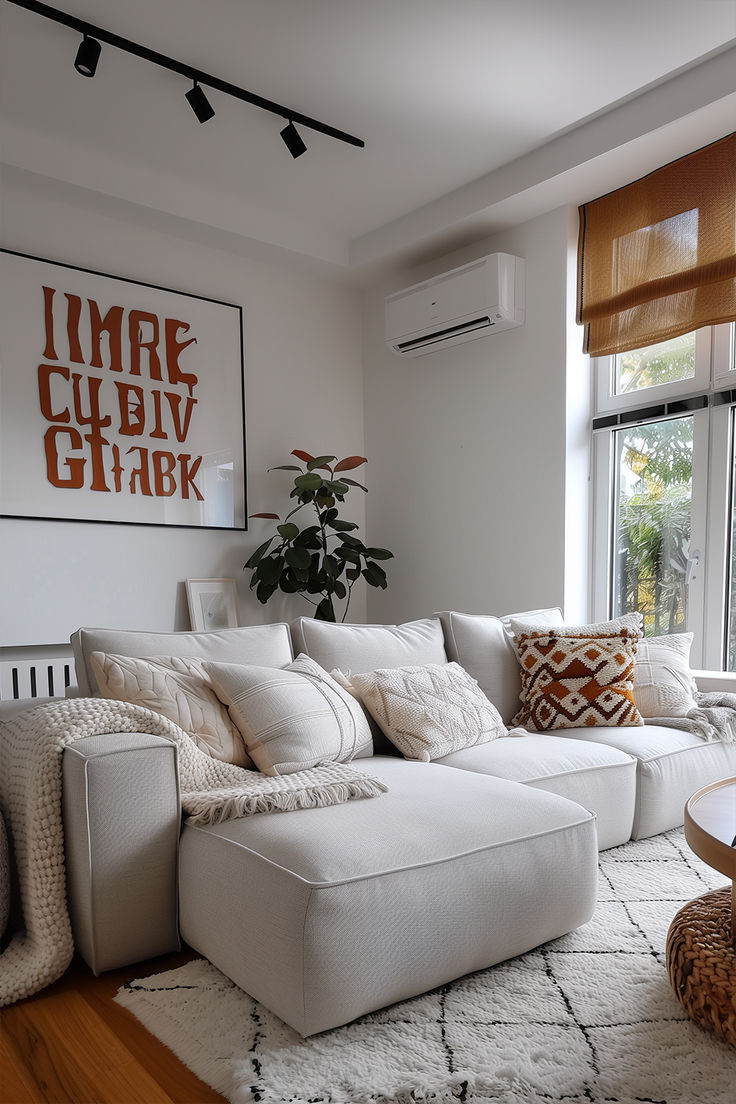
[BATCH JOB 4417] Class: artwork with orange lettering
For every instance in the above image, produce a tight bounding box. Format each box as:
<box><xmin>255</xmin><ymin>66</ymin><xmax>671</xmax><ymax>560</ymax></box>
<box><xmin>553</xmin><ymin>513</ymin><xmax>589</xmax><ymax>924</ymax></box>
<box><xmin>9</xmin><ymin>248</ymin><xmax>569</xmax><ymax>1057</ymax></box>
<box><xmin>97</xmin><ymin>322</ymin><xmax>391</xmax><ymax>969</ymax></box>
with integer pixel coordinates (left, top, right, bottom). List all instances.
<box><xmin>0</xmin><ymin>250</ymin><xmax>246</xmax><ymax>528</ymax></box>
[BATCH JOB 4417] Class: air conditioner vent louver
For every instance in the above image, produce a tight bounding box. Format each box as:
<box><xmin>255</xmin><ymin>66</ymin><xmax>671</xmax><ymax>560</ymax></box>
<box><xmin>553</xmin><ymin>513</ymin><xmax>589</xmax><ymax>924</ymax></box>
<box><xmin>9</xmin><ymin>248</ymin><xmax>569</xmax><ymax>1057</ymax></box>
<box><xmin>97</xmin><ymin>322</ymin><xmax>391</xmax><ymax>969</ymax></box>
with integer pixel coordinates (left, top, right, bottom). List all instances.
<box><xmin>396</xmin><ymin>316</ymin><xmax>494</xmax><ymax>353</ymax></box>
<box><xmin>385</xmin><ymin>253</ymin><xmax>524</xmax><ymax>357</ymax></box>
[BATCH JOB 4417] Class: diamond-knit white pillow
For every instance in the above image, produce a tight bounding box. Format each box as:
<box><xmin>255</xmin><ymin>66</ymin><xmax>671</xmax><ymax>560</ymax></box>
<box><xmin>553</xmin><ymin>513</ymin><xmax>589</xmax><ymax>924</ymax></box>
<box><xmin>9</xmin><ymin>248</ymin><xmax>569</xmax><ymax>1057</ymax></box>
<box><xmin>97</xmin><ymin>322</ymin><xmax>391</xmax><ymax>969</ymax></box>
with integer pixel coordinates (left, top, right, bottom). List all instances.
<box><xmin>349</xmin><ymin>662</ymin><xmax>506</xmax><ymax>762</ymax></box>
<box><xmin>205</xmin><ymin>654</ymin><xmax>372</xmax><ymax>775</ymax></box>
<box><xmin>90</xmin><ymin>651</ymin><xmax>252</xmax><ymax>767</ymax></box>
<box><xmin>633</xmin><ymin>632</ymin><xmax>697</xmax><ymax>717</ymax></box>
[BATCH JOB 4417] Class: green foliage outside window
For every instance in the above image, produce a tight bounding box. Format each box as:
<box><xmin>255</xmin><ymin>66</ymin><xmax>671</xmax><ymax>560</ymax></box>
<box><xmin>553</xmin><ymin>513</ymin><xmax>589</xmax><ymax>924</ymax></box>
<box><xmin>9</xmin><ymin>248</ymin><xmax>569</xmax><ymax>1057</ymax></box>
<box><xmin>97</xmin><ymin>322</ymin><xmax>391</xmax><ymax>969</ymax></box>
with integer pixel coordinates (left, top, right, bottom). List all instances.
<box><xmin>615</xmin><ymin>418</ymin><xmax>692</xmax><ymax>636</ymax></box>
<box><xmin>617</xmin><ymin>334</ymin><xmax>695</xmax><ymax>394</ymax></box>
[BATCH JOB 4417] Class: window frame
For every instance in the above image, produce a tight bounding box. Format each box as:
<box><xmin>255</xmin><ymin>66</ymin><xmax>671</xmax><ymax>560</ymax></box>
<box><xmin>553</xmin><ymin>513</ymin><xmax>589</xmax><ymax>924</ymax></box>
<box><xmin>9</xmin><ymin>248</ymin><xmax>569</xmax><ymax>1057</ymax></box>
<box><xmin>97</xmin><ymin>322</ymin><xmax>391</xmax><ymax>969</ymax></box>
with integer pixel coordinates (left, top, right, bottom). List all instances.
<box><xmin>594</xmin><ymin>328</ymin><xmax>711</xmax><ymax>415</ymax></box>
<box><xmin>591</xmin><ymin>323</ymin><xmax>735</xmax><ymax>669</ymax></box>
<box><xmin>591</xmin><ymin>408</ymin><xmax>708</xmax><ymax>667</ymax></box>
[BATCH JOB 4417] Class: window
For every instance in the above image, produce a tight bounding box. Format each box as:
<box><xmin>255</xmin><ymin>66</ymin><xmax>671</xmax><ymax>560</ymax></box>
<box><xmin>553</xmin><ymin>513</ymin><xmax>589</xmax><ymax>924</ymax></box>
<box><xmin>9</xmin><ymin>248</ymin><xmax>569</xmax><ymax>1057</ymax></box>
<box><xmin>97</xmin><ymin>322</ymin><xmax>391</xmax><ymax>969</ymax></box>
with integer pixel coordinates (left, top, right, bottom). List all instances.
<box><xmin>592</xmin><ymin>322</ymin><xmax>736</xmax><ymax>669</ymax></box>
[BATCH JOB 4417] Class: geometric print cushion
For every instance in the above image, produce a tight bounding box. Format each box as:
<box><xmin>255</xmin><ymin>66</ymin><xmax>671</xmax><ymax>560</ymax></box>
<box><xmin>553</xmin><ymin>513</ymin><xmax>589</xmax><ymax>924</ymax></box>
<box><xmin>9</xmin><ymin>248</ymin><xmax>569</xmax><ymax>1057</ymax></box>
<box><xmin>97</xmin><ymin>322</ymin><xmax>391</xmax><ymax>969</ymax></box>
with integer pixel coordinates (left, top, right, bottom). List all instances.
<box><xmin>349</xmin><ymin>662</ymin><xmax>506</xmax><ymax>762</ymax></box>
<box><xmin>511</xmin><ymin>629</ymin><xmax>644</xmax><ymax>731</ymax></box>
<box><xmin>89</xmin><ymin>651</ymin><xmax>254</xmax><ymax>767</ymax></box>
<box><xmin>632</xmin><ymin>632</ymin><xmax>697</xmax><ymax>718</ymax></box>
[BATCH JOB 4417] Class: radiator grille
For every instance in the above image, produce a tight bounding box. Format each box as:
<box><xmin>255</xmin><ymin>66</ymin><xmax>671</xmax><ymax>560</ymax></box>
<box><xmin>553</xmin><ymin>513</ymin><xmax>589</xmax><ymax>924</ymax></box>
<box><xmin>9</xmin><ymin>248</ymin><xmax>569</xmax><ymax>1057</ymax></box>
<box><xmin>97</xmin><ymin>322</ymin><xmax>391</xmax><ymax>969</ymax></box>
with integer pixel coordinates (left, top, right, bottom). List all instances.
<box><xmin>0</xmin><ymin>654</ymin><xmax>76</xmax><ymax>702</ymax></box>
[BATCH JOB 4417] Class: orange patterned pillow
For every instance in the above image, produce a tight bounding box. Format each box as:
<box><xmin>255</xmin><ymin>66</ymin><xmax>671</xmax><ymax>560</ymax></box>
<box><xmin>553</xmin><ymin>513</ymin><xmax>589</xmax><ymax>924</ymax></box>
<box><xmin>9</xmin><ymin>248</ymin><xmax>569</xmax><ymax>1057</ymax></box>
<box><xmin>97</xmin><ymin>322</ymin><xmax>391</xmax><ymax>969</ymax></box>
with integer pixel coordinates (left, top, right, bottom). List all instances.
<box><xmin>511</xmin><ymin>628</ymin><xmax>643</xmax><ymax>731</ymax></box>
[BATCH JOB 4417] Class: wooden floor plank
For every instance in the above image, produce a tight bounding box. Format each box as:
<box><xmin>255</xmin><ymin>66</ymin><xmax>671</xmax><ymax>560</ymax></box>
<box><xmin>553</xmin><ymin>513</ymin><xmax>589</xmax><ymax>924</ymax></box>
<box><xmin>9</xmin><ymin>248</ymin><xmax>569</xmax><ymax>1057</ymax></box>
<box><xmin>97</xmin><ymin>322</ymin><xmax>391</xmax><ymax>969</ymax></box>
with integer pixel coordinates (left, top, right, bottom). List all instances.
<box><xmin>0</xmin><ymin>952</ymin><xmax>225</xmax><ymax>1104</ymax></box>
<box><xmin>0</xmin><ymin>1029</ymin><xmax>38</xmax><ymax>1104</ymax></box>
<box><xmin>3</xmin><ymin>990</ymin><xmax>175</xmax><ymax>1104</ymax></box>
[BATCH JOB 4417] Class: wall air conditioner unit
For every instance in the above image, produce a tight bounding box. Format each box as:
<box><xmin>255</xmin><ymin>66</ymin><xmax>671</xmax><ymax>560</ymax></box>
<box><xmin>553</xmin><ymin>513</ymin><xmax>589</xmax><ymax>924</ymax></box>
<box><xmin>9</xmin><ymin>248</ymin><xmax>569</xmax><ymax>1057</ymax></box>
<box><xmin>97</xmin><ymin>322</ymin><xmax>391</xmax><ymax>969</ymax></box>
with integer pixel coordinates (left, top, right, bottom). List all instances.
<box><xmin>385</xmin><ymin>252</ymin><xmax>525</xmax><ymax>357</ymax></box>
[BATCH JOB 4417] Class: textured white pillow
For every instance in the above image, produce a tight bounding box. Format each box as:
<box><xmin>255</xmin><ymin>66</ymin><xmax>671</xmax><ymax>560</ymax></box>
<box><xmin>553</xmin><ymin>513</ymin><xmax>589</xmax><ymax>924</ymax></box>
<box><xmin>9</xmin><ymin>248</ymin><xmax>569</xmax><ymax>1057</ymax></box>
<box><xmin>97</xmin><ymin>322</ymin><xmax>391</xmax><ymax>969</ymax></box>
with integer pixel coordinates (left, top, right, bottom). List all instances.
<box><xmin>205</xmin><ymin>654</ymin><xmax>372</xmax><ymax>775</ymax></box>
<box><xmin>90</xmin><ymin>651</ymin><xmax>252</xmax><ymax>767</ymax></box>
<box><xmin>508</xmin><ymin>612</ymin><xmax>643</xmax><ymax>640</ymax></box>
<box><xmin>349</xmin><ymin>662</ymin><xmax>506</xmax><ymax>762</ymax></box>
<box><xmin>633</xmin><ymin>632</ymin><xmax>698</xmax><ymax>718</ymax></box>
<box><xmin>330</xmin><ymin>667</ymin><xmax>387</xmax><ymax>752</ymax></box>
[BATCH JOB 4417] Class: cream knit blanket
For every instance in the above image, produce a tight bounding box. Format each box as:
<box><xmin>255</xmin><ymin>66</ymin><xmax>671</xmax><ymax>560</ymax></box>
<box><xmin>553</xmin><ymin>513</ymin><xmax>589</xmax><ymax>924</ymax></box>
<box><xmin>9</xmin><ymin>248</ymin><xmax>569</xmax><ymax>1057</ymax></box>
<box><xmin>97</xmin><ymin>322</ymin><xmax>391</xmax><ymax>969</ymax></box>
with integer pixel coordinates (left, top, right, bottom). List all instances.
<box><xmin>0</xmin><ymin>697</ymin><xmax>387</xmax><ymax>1007</ymax></box>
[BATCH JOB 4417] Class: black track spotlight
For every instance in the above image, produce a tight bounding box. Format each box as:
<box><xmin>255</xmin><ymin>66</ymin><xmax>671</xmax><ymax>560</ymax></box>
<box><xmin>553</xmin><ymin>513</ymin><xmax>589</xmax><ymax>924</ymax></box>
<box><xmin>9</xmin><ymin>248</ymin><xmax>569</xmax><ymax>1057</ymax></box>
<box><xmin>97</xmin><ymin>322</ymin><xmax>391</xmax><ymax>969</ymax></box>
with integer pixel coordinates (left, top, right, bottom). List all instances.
<box><xmin>185</xmin><ymin>80</ymin><xmax>215</xmax><ymax>124</ymax></box>
<box><xmin>280</xmin><ymin>119</ymin><xmax>307</xmax><ymax>159</ymax></box>
<box><xmin>74</xmin><ymin>34</ymin><xmax>101</xmax><ymax>78</ymax></box>
<box><xmin>8</xmin><ymin>1</ymin><xmax>364</xmax><ymax>151</ymax></box>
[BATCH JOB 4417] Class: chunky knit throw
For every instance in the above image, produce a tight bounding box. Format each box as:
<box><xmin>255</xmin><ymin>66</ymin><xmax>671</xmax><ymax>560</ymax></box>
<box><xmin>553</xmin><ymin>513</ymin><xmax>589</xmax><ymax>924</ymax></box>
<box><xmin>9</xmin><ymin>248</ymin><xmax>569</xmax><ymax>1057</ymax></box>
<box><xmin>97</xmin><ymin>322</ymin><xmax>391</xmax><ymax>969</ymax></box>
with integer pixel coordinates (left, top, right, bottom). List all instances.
<box><xmin>0</xmin><ymin>697</ymin><xmax>387</xmax><ymax>1007</ymax></box>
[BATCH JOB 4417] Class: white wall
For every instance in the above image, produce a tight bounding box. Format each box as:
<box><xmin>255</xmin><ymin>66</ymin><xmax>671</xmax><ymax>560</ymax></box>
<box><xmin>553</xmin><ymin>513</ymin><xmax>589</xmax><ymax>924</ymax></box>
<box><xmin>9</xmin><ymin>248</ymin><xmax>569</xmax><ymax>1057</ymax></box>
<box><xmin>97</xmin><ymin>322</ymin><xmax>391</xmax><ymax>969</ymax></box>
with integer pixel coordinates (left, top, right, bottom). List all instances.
<box><xmin>362</xmin><ymin>206</ymin><xmax>590</xmax><ymax>624</ymax></box>
<box><xmin>1</xmin><ymin>171</ymin><xmax>366</xmax><ymax>648</ymax></box>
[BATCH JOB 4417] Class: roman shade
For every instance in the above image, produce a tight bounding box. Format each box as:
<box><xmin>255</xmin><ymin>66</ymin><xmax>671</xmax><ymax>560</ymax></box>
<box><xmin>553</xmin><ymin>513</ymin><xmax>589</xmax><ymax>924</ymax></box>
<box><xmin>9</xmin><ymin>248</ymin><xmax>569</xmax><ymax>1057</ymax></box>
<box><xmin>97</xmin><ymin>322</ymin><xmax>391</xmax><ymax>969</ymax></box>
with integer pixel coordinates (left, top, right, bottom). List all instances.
<box><xmin>577</xmin><ymin>132</ymin><xmax>736</xmax><ymax>357</ymax></box>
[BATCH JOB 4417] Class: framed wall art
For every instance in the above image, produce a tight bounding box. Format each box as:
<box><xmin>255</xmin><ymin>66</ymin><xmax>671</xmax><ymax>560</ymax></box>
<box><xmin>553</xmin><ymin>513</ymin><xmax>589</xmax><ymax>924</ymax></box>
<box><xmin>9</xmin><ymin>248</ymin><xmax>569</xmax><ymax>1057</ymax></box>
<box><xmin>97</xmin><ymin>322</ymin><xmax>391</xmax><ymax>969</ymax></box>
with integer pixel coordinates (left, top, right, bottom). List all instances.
<box><xmin>0</xmin><ymin>249</ymin><xmax>246</xmax><ymax>529</ymax></box>
<box><xmin>186</xmin><ymin>578</ymin><xmax>240</xmax><ymax>631</ymax></box>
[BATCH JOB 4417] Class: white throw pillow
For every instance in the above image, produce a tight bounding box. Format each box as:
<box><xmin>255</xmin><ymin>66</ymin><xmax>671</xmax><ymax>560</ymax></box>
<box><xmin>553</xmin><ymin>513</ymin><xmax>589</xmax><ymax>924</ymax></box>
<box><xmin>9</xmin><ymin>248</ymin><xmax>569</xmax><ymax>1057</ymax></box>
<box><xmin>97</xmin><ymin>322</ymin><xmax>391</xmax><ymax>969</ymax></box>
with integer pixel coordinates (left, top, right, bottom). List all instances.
<box><xmin>633</xmin><ymin>632</ymin><xmax>698</xmax><ymax>718</ymax></box>
<box><xmin>90</xmin><ymin>651</ymin><xmax>252</xmax><ymax>767</ymax></box>
<box><xmin>205</xmin><ymin>654</ymin><xmax>372</xmax><ymax>775</ymax></box>
<box><xmin>349</xmin><ymin>662</ymin><xmax>506</xmax><ymax>762</ymax></box>
<box><xmin>508</xmin><ymin>612</ymin><xmax>643</xmax><ymax>640</ymax></box>
<box><xmin>330</xmin><ymin>667</ymin><xmax>387</xmax><ymax>752</ymax></box>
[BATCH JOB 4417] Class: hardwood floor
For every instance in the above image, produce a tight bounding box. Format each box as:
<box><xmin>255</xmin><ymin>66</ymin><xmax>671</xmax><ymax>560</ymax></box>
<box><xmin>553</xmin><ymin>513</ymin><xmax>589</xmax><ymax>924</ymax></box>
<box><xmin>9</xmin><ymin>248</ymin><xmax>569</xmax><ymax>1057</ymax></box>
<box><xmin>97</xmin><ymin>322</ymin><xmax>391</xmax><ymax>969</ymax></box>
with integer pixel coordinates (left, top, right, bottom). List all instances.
<box><xmin>0</xmin><ymin>951</ymin><xmax>225</xmax><ymax>1104</ymax></box>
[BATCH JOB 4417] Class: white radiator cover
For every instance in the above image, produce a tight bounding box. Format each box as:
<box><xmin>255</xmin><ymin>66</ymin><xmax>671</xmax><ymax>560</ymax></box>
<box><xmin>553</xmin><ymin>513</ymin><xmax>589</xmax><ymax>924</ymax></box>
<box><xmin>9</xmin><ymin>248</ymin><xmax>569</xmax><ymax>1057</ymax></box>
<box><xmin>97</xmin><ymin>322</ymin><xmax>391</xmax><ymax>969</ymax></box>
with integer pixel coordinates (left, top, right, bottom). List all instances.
<box><xmin>0</xmin><ymin>649</ymin><xmax>76</xmax><ymax>701</ymax></box>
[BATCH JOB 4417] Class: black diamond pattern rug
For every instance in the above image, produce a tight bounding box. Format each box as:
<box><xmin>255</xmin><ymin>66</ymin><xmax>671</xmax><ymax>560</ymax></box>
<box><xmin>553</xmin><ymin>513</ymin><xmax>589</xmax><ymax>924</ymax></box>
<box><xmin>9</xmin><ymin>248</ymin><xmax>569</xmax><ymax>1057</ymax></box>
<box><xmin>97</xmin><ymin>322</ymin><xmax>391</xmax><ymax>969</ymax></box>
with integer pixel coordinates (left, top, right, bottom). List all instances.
<box><xmin>116</xmin><ymin>828</ymin><xmax>736</xmax><ymax>1103</ymax></box>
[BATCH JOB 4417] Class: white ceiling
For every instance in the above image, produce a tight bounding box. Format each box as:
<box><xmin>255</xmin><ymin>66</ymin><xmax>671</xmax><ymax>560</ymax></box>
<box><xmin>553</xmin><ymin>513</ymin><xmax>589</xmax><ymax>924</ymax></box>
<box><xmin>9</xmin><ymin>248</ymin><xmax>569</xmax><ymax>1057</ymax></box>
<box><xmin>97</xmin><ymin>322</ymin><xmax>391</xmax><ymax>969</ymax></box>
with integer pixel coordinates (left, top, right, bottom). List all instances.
<box><xmin>2</xmin><ymin>0</ymin><xmax>736</xmax><ymax>275</ymax></box>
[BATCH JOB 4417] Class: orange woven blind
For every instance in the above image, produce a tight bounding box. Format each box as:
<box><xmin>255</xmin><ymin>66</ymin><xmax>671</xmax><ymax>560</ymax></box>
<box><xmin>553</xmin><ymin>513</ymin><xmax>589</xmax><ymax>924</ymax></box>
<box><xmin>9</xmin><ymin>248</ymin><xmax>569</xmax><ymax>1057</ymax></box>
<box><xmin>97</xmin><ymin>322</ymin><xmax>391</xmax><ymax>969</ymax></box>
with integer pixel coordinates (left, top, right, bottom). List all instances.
<box><xmin>577</xmin><ymin>132</ymin><xmax>736</xmax><ymax>357</ymax></box>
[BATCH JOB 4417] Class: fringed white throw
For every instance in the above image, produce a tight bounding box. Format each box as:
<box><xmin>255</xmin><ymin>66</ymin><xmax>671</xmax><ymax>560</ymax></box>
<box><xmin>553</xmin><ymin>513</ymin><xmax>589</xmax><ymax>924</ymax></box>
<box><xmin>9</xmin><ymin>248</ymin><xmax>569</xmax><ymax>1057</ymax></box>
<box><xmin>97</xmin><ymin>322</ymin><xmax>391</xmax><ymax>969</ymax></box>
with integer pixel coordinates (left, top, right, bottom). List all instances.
<box><xmin>648</xmin><ymin>690</ymin><xmax>736</xmax><ymax>743</ymax></box>
<box><xmin>0</xmin><ymin>697</ymin><xmax>387</xmax><ymax>1008</ymax></box>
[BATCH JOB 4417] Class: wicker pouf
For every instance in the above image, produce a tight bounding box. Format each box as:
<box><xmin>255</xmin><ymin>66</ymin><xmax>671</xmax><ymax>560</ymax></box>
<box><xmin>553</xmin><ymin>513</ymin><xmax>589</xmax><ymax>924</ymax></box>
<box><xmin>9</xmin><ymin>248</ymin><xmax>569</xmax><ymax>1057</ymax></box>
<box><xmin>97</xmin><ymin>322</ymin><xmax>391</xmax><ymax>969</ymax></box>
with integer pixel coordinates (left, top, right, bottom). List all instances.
<box><xmin>666</xmin><ymin>886</ymin><xmax>736</xmax><ymax>1047</ymax></box>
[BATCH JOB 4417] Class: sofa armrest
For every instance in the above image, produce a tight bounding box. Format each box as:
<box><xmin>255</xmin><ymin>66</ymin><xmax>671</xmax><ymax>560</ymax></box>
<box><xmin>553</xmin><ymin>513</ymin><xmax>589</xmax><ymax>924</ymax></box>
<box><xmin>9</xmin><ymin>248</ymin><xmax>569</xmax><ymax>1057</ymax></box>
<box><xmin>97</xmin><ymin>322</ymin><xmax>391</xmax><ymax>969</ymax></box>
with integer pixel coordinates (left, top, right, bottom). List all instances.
<box><xmin>62</xmin><ymin>731</ymin><xmax>181</xmax><ymax>974</ymax></box>
<box><xmin>692</xmin><ymin>669</ymin><xmax>736</xmax><ymax>694</ymax></box>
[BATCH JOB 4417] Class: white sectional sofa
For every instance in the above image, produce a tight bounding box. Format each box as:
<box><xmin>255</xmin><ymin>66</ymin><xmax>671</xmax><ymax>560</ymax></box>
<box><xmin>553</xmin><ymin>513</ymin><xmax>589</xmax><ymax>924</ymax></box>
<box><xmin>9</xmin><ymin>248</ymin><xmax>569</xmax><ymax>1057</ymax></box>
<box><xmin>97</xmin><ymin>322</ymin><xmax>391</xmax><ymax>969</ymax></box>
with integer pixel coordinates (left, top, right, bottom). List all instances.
<box><xmin>4</xmin><ymin>608</ymin><xmax>736</xmax><ymax>1036</ymax></box>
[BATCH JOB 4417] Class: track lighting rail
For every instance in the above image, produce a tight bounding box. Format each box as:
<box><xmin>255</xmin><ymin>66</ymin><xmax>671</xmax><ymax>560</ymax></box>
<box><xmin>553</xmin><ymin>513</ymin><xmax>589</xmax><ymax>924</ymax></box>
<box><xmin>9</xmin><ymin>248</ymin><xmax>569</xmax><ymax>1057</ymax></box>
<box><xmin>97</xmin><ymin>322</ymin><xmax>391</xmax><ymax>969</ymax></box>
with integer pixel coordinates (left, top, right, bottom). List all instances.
<box><xmin>8</xmin><ymin>0</ymin><xmax>365</xmax><ymax>150</ymax></box>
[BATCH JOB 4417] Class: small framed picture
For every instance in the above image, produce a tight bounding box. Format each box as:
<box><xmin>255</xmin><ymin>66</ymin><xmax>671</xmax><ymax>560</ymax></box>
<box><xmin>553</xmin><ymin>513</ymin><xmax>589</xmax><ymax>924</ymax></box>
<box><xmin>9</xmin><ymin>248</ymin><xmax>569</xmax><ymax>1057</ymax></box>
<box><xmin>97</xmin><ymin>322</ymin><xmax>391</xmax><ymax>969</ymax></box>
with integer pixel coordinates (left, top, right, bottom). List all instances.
<box><xmin>186</xmin><ymin>578</ymin><xmax>240</xmax><ymax>632</ymax></box>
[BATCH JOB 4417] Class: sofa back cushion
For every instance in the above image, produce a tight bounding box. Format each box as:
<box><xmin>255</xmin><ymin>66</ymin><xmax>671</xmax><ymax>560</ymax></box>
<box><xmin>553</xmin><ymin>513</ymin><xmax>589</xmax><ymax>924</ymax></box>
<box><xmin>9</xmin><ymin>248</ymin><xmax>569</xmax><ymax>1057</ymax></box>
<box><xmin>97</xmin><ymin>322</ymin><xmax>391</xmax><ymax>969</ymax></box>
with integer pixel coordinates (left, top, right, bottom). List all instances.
<box><xmin>437</xmin><ymin>608</ymin><xmax>563</xmax><ymax>724</ymax></box>
<box><xmin>72</xmin><ymin>623</ymin><xmax>293</xmax><ymax>696</ymax></box>
<box><xmin>291</xmin><ymin>617</ymin><xmax>447</xmax><ymax>754</ymax></box>
<box><xmin>291</xmin><ymin>617</ymin><xmax>447</xmax><ymax>673</ymax></box>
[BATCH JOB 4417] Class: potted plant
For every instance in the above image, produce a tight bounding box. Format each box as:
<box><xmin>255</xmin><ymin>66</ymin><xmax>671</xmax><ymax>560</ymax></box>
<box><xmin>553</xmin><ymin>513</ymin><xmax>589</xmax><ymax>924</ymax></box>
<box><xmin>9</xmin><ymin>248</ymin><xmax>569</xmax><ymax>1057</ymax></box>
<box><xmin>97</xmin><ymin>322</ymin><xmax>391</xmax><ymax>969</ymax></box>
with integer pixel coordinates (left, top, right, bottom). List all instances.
<box><xmin>245</xmin><ymin>450</ymin><xmax>393</xmax><ymax>622</ymax></box>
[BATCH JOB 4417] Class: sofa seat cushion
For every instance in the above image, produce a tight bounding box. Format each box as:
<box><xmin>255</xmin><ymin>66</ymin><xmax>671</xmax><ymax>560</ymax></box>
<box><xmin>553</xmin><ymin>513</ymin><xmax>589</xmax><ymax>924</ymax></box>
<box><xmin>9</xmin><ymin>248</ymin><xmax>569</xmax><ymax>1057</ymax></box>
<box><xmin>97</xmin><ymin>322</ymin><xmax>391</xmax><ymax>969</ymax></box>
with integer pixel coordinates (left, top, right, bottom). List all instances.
<box><xmin>436</xmin><ymin>735</ymin><xmax>636</xmax><ymax>849</ymax></box>
<box><xmin>178</xmin><ymin>757</ymin><xmax>598</xmax><ymax>1036</ymax></box>
<box><xmin>554</xmin><ymin>724</ymin><xmax>736</xmax><ymax>838</ymax></box>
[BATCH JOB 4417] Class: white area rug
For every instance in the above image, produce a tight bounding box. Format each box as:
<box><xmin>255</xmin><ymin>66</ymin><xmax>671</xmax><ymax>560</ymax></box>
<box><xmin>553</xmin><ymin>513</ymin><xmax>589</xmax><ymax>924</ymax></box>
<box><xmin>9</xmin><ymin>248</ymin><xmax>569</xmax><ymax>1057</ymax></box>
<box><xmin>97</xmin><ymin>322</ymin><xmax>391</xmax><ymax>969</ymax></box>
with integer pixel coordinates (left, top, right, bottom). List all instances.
<box><xmin>115</xmin><ymin>828</ymin><xmax>736</xmax><ymax>1103</ymax></box>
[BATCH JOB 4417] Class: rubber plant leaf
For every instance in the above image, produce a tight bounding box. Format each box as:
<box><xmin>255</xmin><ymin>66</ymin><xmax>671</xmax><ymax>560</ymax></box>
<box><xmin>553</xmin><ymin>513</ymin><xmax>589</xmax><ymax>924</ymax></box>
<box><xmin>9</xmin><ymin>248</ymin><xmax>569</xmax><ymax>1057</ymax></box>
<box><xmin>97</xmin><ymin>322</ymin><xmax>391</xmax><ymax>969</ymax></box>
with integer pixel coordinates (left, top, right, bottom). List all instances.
<box><xmin>307</xmin><ymin>455</ymin><xmax>336</xmax><ymax>471</ymax></box>
<box><xmin>334</xmin><ymin>456</ymin><xmax>367</xmax><ymax>472</ymax></box>
<box><xmin>244</xmin><ymin>536</ymin><xmax>276</xmax><ymax>569</ymax></box>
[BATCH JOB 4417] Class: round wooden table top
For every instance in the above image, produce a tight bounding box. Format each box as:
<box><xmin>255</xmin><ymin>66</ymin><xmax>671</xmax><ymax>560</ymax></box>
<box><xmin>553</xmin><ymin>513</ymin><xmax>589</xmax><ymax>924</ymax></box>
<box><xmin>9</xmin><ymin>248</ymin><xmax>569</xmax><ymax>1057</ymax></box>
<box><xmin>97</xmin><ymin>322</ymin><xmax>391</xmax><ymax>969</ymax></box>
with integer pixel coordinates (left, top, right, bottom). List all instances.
<box><xmin>684</xmin><ymin>776</ymin><xmax>736</xmax><ymax>880</ymax></box>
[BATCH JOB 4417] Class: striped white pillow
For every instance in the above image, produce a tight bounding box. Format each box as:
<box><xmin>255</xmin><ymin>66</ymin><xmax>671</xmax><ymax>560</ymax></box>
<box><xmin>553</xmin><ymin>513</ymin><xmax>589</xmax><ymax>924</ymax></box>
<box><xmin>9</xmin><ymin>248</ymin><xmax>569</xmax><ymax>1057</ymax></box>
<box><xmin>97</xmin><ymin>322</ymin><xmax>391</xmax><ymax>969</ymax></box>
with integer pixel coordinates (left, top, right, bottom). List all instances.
<box><xmin>206</xmin><ymin>654</ymin><xmax>372</xmax><ymax>775</ymax></box>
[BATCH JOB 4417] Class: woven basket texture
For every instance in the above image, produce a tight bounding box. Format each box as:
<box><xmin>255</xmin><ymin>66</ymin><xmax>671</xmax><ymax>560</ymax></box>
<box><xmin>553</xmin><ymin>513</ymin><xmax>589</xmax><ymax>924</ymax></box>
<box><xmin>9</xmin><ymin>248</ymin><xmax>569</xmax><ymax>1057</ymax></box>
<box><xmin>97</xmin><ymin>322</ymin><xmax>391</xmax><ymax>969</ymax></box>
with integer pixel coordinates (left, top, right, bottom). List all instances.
<box><xmin>666</xmin><ymin>886</ymin><xmax>736</xmax><ymax>1048</ymax></box>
